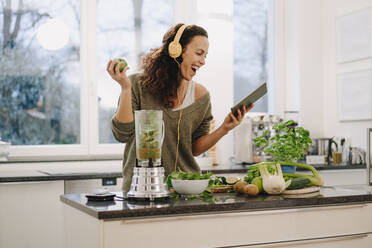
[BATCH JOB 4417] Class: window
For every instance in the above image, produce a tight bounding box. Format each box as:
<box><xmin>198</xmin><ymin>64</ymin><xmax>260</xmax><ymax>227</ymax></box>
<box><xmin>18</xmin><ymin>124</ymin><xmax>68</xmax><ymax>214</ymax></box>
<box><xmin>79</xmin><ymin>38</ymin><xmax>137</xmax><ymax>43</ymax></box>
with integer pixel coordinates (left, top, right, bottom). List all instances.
<box><xmin>1</xmin><ymin>0</ymin><xmax>275</xmax><ymax>162</ymax></box>
<box><xmin>0</xmin><ymin>0</ymin><xmax>173</xmax><ymax>160</ymax></box>
<box><xmin>0</xmin><ymin>0</ymin><xmax>80</xmax><ymax>146</ymax></box>
<box><xmin>96</xmin><ymin>0</ymin><xmax>173</xmax><ymax>144</ymax></box>
<box><xmin>233</xmin><ymin>0</ymin><xmax>271</xmax><ymax>112</ymax></box>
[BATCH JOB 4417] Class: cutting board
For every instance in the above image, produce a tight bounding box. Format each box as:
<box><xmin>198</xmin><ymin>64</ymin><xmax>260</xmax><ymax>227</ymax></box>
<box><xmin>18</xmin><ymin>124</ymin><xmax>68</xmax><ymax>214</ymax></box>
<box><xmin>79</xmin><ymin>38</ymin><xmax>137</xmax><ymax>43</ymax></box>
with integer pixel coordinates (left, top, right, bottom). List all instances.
<box><xmin>211</xmin><ymin>185</ymin><xmax>234</xmax><ymax>193</ymax></box>
<box><xmin>283</xmin><ymin>191</ymin><xmax>321</xmax><ymax>198</ymax></box>
<box><xmin>282</xmin><ymin>186</ymin><xmax>320</xmax><ymax>195</ymax></box>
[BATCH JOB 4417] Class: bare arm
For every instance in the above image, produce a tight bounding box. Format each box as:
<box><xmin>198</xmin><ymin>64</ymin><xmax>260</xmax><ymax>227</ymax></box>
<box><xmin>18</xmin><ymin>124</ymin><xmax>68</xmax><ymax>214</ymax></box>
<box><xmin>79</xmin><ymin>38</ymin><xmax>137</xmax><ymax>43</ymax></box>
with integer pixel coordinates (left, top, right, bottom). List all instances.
<box><xmin>192</xmin><ymin>105</ymin><xmax>253</xmax><ymax>156</ymax></box>
<box><xmin>115</xmin><ymin>89</ymin><xmax>133</xmax><ymax>123</ymax></box>
<box><xmin>106</xmin><ymin>60</ymin><xmax>133</xmax><ymax>123</ymax></box>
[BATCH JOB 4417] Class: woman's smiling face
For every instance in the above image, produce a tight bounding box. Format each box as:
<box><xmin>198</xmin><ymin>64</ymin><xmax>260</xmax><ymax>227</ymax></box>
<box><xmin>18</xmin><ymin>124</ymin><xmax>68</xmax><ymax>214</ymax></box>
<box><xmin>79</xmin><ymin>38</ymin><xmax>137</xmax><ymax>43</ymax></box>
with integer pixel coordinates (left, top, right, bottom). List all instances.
<box><xmin>180</xmin><ymin>35</ymin><xmax>209</xmax><ymax>81</ymax></box>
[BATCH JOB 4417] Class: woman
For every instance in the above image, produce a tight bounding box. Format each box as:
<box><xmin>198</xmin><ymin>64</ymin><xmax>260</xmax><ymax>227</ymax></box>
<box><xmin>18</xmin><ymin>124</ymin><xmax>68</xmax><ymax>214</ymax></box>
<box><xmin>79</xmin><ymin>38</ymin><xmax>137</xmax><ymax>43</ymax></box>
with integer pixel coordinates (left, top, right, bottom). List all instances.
<box><xmin>107</xmin><ymin>23</ymin><xmax>252</xmax><ymax>192</ymax></box>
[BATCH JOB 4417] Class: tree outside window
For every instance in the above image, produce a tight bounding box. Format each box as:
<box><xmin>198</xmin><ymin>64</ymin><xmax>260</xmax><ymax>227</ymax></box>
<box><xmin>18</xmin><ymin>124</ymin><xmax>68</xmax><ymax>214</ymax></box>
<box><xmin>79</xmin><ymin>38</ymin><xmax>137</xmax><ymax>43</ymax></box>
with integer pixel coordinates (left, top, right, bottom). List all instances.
<box><xmin>0</xmin><ymin>0</ymin><xmax>80</xmax><ymax>145</ymax></box>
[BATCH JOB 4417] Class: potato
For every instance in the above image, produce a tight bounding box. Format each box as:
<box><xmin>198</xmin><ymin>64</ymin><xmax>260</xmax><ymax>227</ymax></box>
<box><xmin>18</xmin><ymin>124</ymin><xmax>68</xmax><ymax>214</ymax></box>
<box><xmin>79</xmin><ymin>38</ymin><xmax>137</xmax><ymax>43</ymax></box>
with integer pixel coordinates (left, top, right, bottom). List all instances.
<box><xmin>244</xmin><ymin>184</ymin><xmax>259</xmax><ymax>196</ymax></box>
<box><xmin>233</xmin><ymin>181</ymin><xmax>248</xmax><ymax>193</ymax></box>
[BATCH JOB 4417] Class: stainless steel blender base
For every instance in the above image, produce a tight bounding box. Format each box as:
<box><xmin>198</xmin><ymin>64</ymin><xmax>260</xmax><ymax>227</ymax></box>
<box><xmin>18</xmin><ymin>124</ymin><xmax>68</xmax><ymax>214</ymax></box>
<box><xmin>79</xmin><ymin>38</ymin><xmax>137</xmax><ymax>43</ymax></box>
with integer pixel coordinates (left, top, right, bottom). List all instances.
<box><xmin>127</xmin><ymin>167</ymin><xmax>170</xmax><ymax>201</ymax></box>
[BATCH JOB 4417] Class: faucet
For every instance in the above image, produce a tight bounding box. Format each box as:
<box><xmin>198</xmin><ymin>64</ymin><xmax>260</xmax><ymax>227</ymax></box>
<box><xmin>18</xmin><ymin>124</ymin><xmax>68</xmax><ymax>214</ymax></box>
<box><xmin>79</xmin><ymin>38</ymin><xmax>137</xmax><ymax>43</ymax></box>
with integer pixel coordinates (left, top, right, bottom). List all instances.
<box><xmin>367</xmin><ymin>128</ymin><xmax>372</xmax><ymax>185</ymax></box>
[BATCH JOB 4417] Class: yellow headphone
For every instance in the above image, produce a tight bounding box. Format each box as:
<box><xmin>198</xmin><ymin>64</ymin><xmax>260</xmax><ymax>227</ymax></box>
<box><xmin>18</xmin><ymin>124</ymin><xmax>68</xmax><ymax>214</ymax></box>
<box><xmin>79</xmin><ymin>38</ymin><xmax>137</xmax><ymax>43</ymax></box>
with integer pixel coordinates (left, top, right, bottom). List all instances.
<box><xmin>168</xmin><ymin>24</ymin><xmax>187</xmax><ymax>60</ymax></box>
<box><xmin>168</xmin><ymin>24</ymin><xmax>188</xmax><ymax>171</ymax></box>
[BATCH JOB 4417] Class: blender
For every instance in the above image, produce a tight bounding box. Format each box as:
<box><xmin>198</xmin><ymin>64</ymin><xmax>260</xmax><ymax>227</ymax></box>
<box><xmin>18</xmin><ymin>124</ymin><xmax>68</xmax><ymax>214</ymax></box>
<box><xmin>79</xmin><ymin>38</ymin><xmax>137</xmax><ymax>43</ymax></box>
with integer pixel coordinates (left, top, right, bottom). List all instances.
<box><xmin>127</xmin><ymin>110</ymin><xmax>170</xmax><ymax>200</ymax></box>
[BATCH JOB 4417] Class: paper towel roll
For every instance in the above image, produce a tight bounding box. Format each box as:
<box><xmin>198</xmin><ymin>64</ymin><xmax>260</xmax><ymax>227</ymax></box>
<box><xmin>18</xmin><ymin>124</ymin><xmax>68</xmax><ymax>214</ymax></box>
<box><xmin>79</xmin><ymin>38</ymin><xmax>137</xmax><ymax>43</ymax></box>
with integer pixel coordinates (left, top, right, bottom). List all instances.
<box><xmin>234</xmin><ymin>116</ymin><xmax>253</xmax><ymax>163</ymax></box>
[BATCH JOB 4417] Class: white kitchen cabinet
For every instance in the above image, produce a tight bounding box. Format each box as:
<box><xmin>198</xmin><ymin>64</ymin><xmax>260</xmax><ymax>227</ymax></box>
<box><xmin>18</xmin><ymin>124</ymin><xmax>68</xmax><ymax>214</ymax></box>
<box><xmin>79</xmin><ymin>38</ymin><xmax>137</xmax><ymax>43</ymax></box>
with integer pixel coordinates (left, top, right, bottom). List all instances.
<box><xmin>319</xmin><ymin>169</ymin><xmax>365</xmax><ymax>186</ymax></box>
<box><xmin>0</xmin><ymin>180</ymin><xmax>64</xmax><ymax>248</ymax></box>
<box><xmin>245</xmin><ymin>233</ymin><xmax>372</xmax><ymax>247</ymax></box>
<box><xmin>63</xmin><ymin>203</ymin><xmax>372</xmax><ymax>248</ymax></box>
<box><xmin>64</xmin><ymin>178</ymin><xmax>123</xmax><ymax>194</ymax></box>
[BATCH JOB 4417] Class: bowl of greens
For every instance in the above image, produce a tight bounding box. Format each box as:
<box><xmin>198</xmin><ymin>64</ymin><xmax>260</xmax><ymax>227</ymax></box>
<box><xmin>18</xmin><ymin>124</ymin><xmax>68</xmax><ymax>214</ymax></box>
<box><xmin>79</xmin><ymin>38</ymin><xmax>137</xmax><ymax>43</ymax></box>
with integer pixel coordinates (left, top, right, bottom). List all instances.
<box><xmin>167</xmin><ymin>171</ymin><xmax>213</xmax><ymax>195</ymax></box>
<box><xmin>171</xmin><ymin>179</ymin><xmax>209</xmax><ymax>195</ymax></box>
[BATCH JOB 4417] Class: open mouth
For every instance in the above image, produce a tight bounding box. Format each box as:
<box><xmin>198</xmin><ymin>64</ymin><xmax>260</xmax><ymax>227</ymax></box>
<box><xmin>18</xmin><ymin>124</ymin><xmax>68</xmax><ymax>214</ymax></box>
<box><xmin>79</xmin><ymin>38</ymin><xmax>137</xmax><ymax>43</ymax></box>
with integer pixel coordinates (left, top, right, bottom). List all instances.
<box><xmin>191</xmin><ymin>65</ymin><xmax>198</xmax><ymax>73</ymax></box>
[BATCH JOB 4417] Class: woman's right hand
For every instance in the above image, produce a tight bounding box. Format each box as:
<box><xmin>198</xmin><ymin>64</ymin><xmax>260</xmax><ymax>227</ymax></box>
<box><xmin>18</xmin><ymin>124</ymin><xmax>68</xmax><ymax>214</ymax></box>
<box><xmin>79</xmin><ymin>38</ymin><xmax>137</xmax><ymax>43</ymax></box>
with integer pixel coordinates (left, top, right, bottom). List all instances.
<box><xmin>106</xmin><ymin>60</ymin><xmax>131</xmax><ymax>90</ymax></box>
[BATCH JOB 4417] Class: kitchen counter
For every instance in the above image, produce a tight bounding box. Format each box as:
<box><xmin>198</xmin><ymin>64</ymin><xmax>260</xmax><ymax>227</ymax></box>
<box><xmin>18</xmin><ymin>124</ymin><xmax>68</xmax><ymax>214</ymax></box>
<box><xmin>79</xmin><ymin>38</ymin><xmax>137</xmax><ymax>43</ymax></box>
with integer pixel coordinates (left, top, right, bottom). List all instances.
<box><xmin>61</xmin><ymin>185</ymin><xmax>372</xmax><ymax>248</ymax></box>
<box><xmin>0</xmin><ymin>160</ymin><xmax>366</xmax><ymax>183</ymax></box>
<box><xmin>61</xmin><ymin>185</ymin><xmax>372</xmax><ymax>220</ymax></box>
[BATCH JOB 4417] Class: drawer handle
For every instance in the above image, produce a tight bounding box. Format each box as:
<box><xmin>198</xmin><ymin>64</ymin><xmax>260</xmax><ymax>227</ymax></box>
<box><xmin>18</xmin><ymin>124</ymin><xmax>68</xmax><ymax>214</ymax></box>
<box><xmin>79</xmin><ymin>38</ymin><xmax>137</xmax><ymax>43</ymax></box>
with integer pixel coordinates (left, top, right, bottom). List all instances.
<box><xmin>239</xmin><ymin>233</ymin><xmax>370</xmax><ymax>248</ymax></box>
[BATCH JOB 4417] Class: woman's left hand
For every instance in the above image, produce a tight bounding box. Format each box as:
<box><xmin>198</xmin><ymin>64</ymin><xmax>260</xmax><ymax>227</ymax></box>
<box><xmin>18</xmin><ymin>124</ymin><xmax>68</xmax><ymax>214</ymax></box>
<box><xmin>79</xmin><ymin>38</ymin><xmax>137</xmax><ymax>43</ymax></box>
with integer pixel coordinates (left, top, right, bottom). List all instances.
<box><xmin>221</xmin><ymin>104</ymin><xmax>254</xmax><ymax>133</ymax></box>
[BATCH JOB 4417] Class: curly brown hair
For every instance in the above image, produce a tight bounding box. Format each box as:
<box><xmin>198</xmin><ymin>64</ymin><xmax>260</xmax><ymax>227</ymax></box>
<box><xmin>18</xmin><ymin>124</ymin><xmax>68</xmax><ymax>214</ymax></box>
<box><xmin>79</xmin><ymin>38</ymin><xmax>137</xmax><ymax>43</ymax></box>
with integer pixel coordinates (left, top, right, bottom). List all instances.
<box><xmin>140</xmin><ymin>23</ymin><xmax>208</xmax><ymax>108</ymax></box>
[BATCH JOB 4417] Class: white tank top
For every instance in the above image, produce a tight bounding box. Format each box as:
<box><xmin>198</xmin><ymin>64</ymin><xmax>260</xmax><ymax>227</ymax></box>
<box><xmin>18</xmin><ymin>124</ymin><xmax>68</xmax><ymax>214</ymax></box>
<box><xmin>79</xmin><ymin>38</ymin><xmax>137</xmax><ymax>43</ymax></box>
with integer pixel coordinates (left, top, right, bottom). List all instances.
<box><xmin>173</xmin><ymin>81</ymin><xmax>195</xmax><ymax>111</ymax></box>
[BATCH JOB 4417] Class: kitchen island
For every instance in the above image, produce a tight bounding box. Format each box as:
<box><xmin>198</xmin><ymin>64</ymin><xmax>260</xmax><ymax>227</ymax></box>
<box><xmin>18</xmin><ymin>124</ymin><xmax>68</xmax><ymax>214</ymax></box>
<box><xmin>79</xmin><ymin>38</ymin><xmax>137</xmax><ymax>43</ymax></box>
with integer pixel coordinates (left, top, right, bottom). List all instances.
<box><xmin>61</xmin><ymin>185</ymin><xmax>372</xmax><ymax>248</ymax></box>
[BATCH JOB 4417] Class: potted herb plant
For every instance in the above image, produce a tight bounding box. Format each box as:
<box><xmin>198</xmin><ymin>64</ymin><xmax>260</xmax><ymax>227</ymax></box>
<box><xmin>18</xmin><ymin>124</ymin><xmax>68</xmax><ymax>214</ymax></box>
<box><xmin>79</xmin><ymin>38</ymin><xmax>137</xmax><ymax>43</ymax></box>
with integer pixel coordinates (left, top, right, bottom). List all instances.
<box><xmin>253</xmin><ymin>120</ymin><xmax>312</xmax><ymax>173</ymax></box>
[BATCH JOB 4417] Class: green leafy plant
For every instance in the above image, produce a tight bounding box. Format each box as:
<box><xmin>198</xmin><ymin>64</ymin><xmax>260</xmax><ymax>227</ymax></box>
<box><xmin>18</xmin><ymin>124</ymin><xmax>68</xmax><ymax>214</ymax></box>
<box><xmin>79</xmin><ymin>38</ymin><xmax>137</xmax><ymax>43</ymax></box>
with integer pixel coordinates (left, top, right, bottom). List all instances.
<box><xmin>253</xmin><ymin>120</ymin><xmax>312</xmax><ymax>163</ymax></box>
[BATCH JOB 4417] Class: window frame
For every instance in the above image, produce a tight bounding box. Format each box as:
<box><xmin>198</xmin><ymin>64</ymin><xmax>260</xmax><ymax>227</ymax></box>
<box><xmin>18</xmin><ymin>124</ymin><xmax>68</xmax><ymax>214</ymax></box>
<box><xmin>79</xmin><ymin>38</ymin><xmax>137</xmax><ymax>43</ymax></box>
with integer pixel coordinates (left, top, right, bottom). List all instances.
<box><xmin>7</xmin><ymin>0</ymin><xmax>280</xmax><ymax>162</ymax></box>
<box><xmin>8</xmin><ymin>0</ymin><xmax>124</xmax><ymax>161</ymax></box>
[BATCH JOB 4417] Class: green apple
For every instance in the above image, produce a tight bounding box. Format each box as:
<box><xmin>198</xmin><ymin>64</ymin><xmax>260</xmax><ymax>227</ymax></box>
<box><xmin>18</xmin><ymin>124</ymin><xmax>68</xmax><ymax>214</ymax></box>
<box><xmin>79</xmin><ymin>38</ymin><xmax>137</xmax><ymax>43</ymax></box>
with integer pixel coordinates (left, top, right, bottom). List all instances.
<box><xmin>113</xmin><ymin>58</ymin><xmax>128</xmax><ymax>72</ymax></box>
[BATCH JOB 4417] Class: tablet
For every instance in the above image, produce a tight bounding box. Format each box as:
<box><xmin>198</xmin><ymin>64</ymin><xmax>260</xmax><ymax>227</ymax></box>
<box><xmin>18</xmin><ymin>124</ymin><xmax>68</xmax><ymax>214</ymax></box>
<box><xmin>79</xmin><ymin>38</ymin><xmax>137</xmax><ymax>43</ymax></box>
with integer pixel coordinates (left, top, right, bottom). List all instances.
<box><xmin>231</xmin><ymin>82</ymin><xmax>267</xmax><ymax>116</ymax></box>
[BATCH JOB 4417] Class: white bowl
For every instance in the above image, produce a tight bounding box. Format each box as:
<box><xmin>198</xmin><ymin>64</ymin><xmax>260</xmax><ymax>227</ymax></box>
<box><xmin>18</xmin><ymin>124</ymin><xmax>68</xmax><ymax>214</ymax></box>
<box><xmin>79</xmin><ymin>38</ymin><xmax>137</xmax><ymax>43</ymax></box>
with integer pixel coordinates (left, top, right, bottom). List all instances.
<box><xmin>171</xmin><ymin>179</ymin><xmax>209</xmax><ymax>195</ymax></box>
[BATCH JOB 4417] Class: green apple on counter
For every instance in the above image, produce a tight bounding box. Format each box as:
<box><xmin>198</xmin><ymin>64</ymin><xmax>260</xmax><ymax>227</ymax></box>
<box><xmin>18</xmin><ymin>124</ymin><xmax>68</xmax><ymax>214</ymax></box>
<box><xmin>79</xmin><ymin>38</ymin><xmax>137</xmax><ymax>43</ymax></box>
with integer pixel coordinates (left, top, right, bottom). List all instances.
<box><xmin>113</xmin><ymin>58</ymin><xmax>128</xmax><ymax>72</ymax></box>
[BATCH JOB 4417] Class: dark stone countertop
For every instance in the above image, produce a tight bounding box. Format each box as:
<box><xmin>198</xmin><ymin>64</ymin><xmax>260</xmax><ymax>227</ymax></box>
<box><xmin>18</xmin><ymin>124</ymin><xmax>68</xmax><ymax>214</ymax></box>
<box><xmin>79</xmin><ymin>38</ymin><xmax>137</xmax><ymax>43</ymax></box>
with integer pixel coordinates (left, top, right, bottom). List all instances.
<box><xmin>0</xmin><ymin>171</ymin><xmax>123</xmax><ymax>183</ymax></box>
<box><xmin>60</xmin><ymin>184</ymin><xmax>372</xmax><ymax>220</ymax></box>
<box><xmin>0</xmin><ymin>163</ymin><xmax>366</xmax><ymax>183</ymax></box>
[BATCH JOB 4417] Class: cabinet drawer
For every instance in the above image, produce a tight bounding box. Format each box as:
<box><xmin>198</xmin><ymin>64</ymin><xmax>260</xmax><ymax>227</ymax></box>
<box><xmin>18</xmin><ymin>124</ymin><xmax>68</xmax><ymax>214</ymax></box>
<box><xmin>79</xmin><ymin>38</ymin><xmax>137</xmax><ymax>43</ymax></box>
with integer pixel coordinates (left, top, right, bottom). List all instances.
<box><xmin>246</xmin><ymin>233</ymin><xmax>372</xmax><ymax>248</ymax></box>
<box><xmin>103</xmin><ymin>204</ymin><xmax>372</xmax><ymax>248</ymax></box>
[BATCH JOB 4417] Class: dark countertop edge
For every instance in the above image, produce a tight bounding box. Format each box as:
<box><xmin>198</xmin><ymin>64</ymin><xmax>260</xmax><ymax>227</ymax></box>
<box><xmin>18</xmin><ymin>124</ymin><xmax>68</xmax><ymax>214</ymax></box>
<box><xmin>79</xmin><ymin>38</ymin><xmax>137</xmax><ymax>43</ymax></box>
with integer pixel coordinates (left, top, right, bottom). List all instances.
<box><xmin>99</xmin><ymin>198</ymin><xmax>372</xmax><ymax>220</ymax></box>
<box><xmin>0</xmin><ymin>158</ymin><xmax>121</xmax><ymax>164</ymax></box>
<box><xmin>60</xmin><ymin>195</ymin><xmax>99</xmax><ymax>219</ymax></box>
<box><xmin>0</xmin><ymin>173</ymin><xmax>123</xmax><ymax>183</ymax></box>
<box><xmin>60</xmin><ymin>194</ymin><xmax>372</xmax><ymax>220</ymax></box>
<box><xmin>0</xmin><ymin>164</ymin><xmax>366</xmax><ymax>183</ymax></box>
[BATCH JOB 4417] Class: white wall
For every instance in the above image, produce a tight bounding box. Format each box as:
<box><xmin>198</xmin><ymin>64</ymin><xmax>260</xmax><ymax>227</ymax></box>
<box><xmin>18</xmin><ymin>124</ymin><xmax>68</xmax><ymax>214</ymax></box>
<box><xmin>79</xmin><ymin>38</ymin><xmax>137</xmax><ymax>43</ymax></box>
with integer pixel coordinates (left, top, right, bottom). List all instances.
<box><xmin>196</xmin><ymin>16</ymin><xmax>234</xmax><ymax>165</ymax></box>
<box><xmin>175</xmin><ymin>0</ymin><xmax>372</xmax><ymax>163</ymax></box>
<box><xmin>175</xmin><ymin>0</ymin><xmax>234</xmax><ymax>164</ymax></box>
<box><xmin>277</xmin><ymin>0</ymin><xmax>324</xmax><ymax>137</ymax></box>
<box><xmin>322</xmin><ymin>0</ymin><xmax>372</xmax><ymax>149</ymax></box>
<box><xmin>283</xmin><ymin>0</ymin><xmax>372</xmax><ymax>150</ymax></box>
<box><xmin>297</xmin><ymin>0</ymin><xmax>324</xmax><ymax>138</ymax></box>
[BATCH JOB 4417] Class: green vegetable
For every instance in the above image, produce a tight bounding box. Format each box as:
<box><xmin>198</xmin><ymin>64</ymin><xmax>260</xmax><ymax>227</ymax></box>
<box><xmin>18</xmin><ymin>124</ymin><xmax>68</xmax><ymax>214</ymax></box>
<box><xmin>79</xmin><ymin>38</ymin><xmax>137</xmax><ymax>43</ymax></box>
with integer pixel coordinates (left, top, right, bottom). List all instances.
<box><xmin>287</xmin><ymin>177</ymin><xmax>311</xmax><ymax>190</ymax></box>
<box><xmin>244</xmin><ymin>164</ymin><xmax>276</xmax><ymax>183</ymax></box>
<box><xmin>251</xmin><ymin>177</ymin><xmax>263</xmax><ymax>193</ymax></box>
<box><xmin>253</xmin><ymin>120</ymin><xmax>312</xmax><ymax>163</ymax></box>
<box><xmin>258</xmin><ymin>163</ymin><xmax>286</xmax><ymax>194</ymax></box>
<box><xmin>253</xmin><ymin>161</ymin><xmax>323</xmax><ymax>187</ymax></box>
<box><xmin>226</xmin><ymin>176</ymin><xmax>240</xmax><ymax>185</ymax></box>
<box><xmin>184</xmin><ymin>191</ymin><xmax>214</xmax><ymax>202</ymax></box>
<box><xmin>211</xmin><ymin>176</ymin><xmax>227</xmax><ymax>186</ymax></box>
<box><xmin>170</xmin><ymin>191</ymin><xmax>214</xmax><ymax>203</ymax></box>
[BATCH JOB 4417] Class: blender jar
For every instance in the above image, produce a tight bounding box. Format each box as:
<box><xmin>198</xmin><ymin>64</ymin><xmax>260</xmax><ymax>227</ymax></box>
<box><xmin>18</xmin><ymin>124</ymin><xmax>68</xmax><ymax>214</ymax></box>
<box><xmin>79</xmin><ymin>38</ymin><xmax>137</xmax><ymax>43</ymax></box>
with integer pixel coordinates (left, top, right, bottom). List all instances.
<box><xmin>135</xmin><ymin>110</ymin><xmax>164</xmax><ymax>167</ymax></box>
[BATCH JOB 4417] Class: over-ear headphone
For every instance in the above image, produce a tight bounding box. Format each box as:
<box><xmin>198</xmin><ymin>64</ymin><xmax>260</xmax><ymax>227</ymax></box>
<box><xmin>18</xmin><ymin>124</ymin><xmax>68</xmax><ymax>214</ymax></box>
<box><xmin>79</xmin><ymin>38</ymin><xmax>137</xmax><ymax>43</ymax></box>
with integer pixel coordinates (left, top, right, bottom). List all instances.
<box><xmin>168</xmin><ymin>24</ymin><xmax>187</xmax><ymax>59</ymax></box>
<box><xmin>169</xmin><ymin>24</ymin><xmax>188</xmax><ymax>171</ymax></box>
